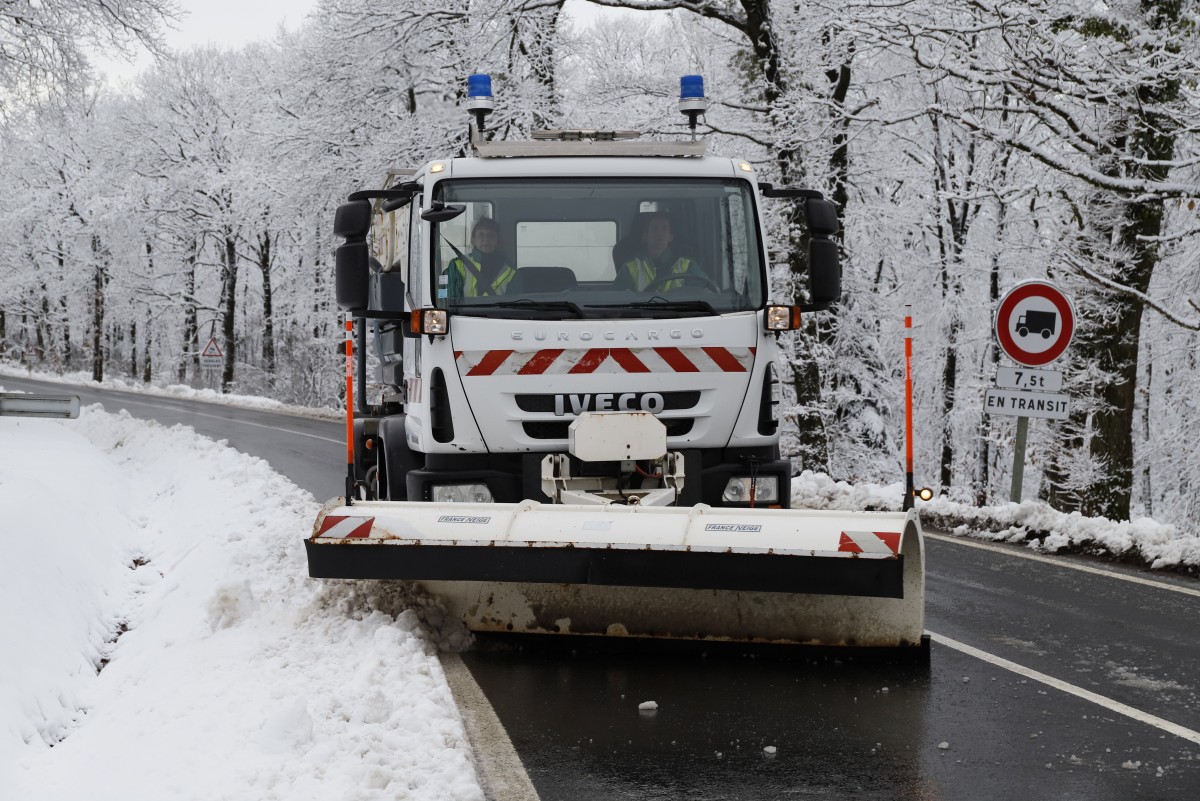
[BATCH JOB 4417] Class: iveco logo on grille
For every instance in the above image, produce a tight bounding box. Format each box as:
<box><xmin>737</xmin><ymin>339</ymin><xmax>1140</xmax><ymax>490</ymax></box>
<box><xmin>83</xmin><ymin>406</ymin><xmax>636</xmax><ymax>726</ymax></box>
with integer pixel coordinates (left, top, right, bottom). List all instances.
<box><xmin>704</xmin><ymin>523</ymin><xmax>763</xmax><ymax>532</ymax></box>
<box><xmin>554</xmin><ymin>392</ymin><xmax>665</xmax><ymax>416</ymax></box>
<box><xmin>438</xmin><ymin>516</ymin><xmax>492</xmax><ymax>524</ymax></box>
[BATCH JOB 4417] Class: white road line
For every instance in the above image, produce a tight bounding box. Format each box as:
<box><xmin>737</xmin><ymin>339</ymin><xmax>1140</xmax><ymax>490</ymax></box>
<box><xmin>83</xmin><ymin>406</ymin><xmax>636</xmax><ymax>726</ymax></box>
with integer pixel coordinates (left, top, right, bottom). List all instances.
<box><xmin>925</xmin><ymin>531</ymin><xmax>1200</xmax><ymax>598</ymax></box>
<box><xmin>78</xmin><ymin>393</ymin><xmax>343</xmax><ymax>445</ymax></box>
<box><xmin>440</xmin><ymin>653</ymin><xmax>541</xmax><ymax>801</ymax></box>
<box><xmin>156</xmin><ymin>406</ymin><xmax>344</xmax><ymax>444</ymax></box>
<box><xmin>930</xmin><ymin>632</ymin><xmax>1200</xmax><ymax>746</ymax></box>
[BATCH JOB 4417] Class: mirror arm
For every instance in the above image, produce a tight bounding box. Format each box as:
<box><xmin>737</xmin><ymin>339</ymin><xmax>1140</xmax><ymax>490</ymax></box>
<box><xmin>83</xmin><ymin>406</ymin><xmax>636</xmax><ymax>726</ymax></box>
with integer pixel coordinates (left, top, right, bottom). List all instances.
<box><xmin>347</xmin><ymin>183</ymin><xmax>421</xmax><ymax>202</ymax></box>
<box><xmin>758</xmin><ymin>182</ymin><xmax>824</xmax><ymax>200</ymax></box>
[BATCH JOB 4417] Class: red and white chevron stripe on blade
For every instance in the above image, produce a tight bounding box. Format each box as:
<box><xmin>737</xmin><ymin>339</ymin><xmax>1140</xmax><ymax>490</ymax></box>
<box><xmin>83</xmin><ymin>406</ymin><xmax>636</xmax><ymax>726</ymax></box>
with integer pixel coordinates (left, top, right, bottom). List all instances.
<box><xmin>838</xmin><ymin>530</ymin><xmax>901</xmax><ymax>555</ymax></box>
<box><xmin>454</xmin><ymin>347</ymin><xmax>755</xmax><ymax>376</ymax></box>
<box><xmin>316</xmin><ymin>515</ymin><xmax>375</xmax><ymax>539</ymax></box>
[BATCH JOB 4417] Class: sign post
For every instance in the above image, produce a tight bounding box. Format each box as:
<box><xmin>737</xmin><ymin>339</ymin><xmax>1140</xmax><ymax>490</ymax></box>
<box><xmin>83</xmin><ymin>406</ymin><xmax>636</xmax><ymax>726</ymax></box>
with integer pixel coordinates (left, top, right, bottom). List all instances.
<box><xmin>990</xmin><ymin>281</ymin><xmax>1076</xmax><ymax>502</ymax></box>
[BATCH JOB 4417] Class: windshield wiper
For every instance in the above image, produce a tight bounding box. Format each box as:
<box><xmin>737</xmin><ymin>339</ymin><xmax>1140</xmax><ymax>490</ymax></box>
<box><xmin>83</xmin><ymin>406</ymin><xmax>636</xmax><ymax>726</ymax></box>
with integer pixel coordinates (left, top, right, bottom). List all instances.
<box><xmin>453</xmin><ymin>299</ymin><xmax>585</xmax><ymax>318</ymax></box>
<box><xmin>586</xmin><ymin>298</ymin><xmax>718</xmax><ymax>316</ymax></box>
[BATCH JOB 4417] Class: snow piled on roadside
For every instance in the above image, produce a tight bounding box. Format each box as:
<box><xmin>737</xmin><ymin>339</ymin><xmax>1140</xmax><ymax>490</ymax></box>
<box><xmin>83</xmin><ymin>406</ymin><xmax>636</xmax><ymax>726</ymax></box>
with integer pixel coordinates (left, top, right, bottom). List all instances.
<box><xmin>0</xmin><ymin>407</ymin><xmax>481</xmax><ymax>801</ymax></box>
<box><xmin>0</xmin><ymin>360</ymin><xmax>341</xmax><ymax>420</ymax></box>
<box><xmin>792</xmin><ymin>471</ymin><xmax>1200</xmax><ymax>570</ymax></box>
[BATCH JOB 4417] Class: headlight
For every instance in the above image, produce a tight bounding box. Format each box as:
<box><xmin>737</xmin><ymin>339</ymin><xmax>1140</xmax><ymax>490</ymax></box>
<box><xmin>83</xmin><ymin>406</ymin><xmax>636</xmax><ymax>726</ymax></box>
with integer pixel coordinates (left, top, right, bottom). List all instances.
<box><xmin>721</xmin><ymin>476</ymin><xmax>779</xmax><ymax>503</ymax></box>
<box><xmin>432</xmin><ymin>484</ymin><xmax>493</xmax><ymax>503</ymax></box>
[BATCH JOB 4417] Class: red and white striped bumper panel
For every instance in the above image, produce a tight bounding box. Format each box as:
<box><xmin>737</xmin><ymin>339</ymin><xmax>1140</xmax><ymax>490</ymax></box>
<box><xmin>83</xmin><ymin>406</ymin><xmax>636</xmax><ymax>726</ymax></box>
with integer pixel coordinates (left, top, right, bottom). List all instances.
<box><xmin>838</xmin><ymin>530</ymin><xmax>902</xmax><ymax>555</ymax></box>
<box><xmin>316</xmin><ymin>515</ymin><xmax>375</xmax><ymax>539</ymax></box>
<box><xmin>454</xmin><ymin>347</ymin><xmax>755</xmax><ymax>376</ymax></box>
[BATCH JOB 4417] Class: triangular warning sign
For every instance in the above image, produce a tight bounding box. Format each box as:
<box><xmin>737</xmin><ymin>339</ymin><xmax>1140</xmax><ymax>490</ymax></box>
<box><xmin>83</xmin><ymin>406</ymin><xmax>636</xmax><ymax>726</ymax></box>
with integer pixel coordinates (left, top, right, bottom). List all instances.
<box><xmin>201</xmin><ymin>337</ymin><xmax>224</xmax><ymax>358</ymax></box>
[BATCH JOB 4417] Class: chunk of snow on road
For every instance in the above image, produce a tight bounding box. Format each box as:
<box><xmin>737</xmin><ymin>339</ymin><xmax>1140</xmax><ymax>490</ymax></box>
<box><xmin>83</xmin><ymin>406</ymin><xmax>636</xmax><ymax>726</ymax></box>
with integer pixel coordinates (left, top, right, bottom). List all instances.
<box><xmin>763</xmin><ymin>745</ymin><xmax>777</xmax><ymax>755</ymax></box>
<box><xmin>1106</xmin><ymin>663</ymin><xmax>1186</xmax><ymax>692</ymax></box>
<box><xmin>638</xmin><ymin>700</ymin><xmax>658</xmax><ymax>711</ymax></box>
<box><xmin>938</xmin><ymin>741</ymin><xmax>950</xmax><ymax>750</ymax></box>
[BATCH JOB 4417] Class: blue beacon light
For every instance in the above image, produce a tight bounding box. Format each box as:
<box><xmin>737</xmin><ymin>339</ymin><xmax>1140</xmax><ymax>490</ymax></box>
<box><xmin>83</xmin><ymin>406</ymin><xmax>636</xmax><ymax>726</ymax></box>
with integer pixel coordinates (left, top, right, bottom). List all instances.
<box><xmin>678</xmin><ymin>75</ymin><xmax>708</xmax><ymax>138</ymax></box>
<box><xmin>467</xmin><ymin>73</ymin><xmax>495</xmax><ymax>133</ymax></box>
<box><xmin>467</xmin><ymin>73</ymin><xmax>493</xmax><ymax>99</ymax></box>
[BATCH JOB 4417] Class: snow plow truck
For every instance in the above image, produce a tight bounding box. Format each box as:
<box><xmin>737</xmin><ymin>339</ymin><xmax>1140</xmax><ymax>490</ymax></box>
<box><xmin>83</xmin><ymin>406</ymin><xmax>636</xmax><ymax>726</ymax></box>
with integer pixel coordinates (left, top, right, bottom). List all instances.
<box><xmin>306</xmin><ymin>75</ymin><xmax>927</xmax><ymax>654</ymax></box>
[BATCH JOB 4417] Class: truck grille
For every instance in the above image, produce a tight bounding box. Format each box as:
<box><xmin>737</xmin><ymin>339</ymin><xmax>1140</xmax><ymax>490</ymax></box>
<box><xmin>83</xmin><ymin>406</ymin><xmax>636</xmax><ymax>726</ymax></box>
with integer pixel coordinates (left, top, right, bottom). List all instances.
<box><xmin>514</xmin><ymin>391</ymin><xmax>701</xmax><ymax>413</ymax></box>
<box><xmin>522</xmin><ymin>419</ymin><xmax>695</xmax><ymax>440</ymax></box>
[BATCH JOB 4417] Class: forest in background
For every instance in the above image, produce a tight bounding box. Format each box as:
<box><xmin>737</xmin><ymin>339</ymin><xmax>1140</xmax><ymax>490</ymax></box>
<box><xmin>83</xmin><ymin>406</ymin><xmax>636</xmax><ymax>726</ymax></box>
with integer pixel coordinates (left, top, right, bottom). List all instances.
<box><xmin>1</xmin><ymin>0</ymin><xmax>1198</xmax><ymax>531</ymax></box>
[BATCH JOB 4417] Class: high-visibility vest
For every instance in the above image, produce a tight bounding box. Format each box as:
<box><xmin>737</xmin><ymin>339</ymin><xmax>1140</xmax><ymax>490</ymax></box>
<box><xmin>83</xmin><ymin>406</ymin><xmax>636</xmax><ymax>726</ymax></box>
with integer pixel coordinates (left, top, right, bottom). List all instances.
<box><xmin>451</xmin><ymin>255</ymin><xmax>517</xmax><ymax>296</ymax></box>
<box><xmin>623</xmin><ymin>255</ymin><xmax>694</xmax><ymax>291</ymax></box>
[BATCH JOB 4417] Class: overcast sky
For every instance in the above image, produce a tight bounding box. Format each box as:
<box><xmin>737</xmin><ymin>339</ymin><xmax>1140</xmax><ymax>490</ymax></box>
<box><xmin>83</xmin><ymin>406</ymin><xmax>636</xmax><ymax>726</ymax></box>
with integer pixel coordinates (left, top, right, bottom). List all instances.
<box><xmin>90</xmin><ymin>0</ymin><xmax>645</xmax><ymax>86</ymax></box>
<box><xmin>92</xmin><ymin>0</ymin><xmax>317</xmax><ymax>85</ymax></box>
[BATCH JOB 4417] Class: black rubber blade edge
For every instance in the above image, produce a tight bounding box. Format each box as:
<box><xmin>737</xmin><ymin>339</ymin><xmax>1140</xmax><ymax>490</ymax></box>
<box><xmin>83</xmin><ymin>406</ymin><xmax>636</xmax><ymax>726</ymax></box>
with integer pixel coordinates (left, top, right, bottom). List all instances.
<box><xmin>304</xmin><ymin>540</ymin><xmax>905</xmax><ymax>598</ymax></box>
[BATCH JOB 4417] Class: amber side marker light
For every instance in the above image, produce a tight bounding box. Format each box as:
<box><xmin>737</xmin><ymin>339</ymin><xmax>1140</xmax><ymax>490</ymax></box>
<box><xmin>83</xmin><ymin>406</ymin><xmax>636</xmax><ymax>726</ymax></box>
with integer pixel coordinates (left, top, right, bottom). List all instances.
<box><xmin>765</xmin><ymin>305</ymin><xmax>802</xmax><ymax>331</ymax></box>
<box><xmin>410</xmin><ymin>309</ymin><xmax>449</xmax><ymax>336</ymax></box>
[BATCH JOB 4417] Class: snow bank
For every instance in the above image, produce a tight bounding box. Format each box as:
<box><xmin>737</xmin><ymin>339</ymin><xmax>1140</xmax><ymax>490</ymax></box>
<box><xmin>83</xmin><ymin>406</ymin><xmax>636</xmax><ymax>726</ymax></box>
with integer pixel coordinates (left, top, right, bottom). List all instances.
<box><xmin>0</xmin><ymin>407</ymin><xmax>481</xmax><ymax>800</ymax></box>
<box><xmin>0</xmin><ymin>360</ymin><xmax>341</xmax><ymax>420</ymax></box>
<box><xmin>792</xmin><ymin>471</ymin><xmax>1200</xmax><ymax>571</ymax></box>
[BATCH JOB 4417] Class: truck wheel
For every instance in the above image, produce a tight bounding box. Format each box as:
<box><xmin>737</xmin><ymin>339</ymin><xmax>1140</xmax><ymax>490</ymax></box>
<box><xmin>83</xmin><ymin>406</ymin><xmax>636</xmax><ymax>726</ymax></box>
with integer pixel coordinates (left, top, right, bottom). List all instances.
<box><xmin>1017</xmin><ymin>326</ymin><xmax>1028</xmax><ymax>337</ymax></box>
<box><xmin>1041</xmin><ymin>329</ymin><xmax>1051</xmax><ymax>339</ymax></box>
<box><xmin>378</xmin><ymin>415</ymin><xmax>423</xmax><ymax>501</ymax></box>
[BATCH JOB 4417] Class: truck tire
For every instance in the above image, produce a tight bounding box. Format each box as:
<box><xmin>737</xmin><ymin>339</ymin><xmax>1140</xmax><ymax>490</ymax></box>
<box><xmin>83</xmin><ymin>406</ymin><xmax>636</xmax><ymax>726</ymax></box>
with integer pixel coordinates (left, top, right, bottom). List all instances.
<box><xmin>377</xmin><ymin>415</ymin><xmax>423</xmax><ymax>501</ymax></box>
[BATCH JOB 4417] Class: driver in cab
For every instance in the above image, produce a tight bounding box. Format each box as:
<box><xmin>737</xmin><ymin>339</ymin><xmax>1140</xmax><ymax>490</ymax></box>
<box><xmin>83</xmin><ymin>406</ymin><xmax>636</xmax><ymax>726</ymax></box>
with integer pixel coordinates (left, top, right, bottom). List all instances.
<box><xmin>614</xmin><ymin>212</ymin><xmax>696</xmax><ymax>292</ymax></box>
<box><xmin>445</xmin><ymin>218</ymin><xmax>516</xmax><ymax>298</ymax></box>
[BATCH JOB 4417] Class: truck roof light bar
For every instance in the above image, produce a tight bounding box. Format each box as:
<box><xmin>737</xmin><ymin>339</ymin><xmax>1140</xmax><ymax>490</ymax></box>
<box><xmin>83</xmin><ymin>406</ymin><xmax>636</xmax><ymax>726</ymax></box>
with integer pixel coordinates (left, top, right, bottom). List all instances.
<box><xmin>531</xmin><ymin>129</ymin><xmax>642</xmax><ymax>141</ymax></box>
<box><xmin>469</xmin><ymin>122</ymin><xmax>707</xmax><ymax>158</ymax></box>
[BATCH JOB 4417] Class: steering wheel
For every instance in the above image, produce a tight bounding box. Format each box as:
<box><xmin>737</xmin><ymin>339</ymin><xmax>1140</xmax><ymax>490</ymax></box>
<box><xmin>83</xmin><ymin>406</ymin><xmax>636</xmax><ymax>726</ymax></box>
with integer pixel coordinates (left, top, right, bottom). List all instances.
<box><xmin>641</xmin><ymin>271</ymin><xmax>720</xmax><ymax>293</ymax></box>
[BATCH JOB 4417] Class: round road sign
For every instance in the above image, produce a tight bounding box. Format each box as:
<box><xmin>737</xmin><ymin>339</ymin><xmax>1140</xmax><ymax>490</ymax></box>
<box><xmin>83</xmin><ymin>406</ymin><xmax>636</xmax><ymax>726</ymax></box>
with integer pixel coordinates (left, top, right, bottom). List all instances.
<box><xmin>994</xmin><ymin>281</ymin><xmax>1075</xmax><ymax>367</ymax></box>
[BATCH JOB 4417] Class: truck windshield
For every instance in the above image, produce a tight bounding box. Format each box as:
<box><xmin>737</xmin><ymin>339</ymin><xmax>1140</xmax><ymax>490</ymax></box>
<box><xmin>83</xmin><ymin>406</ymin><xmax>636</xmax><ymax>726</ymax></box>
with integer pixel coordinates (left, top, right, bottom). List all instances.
<box><xmin>430</xmin><ymin>178</ymin><xmax>765</xmax><ymax>319</ymax></box>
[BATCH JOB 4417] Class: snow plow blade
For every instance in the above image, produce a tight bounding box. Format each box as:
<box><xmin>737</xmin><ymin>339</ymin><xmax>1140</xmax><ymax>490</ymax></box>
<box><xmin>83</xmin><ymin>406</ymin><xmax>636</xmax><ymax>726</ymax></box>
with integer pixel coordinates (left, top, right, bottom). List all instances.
<box><xmin>306</xmin><ymin>499</ymin><xmax>925</xmax><ymax>649</ymax></box>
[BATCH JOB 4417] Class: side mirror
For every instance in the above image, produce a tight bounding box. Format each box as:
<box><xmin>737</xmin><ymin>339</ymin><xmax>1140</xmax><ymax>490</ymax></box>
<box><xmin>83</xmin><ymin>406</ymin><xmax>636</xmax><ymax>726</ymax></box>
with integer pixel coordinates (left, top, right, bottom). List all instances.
<box><xmin>806</xmin><ymin>239</ymin><xmax>840</xmax><ymax>310</ymax></box>
<box><xmin>334</xmin><ymin>199</ymin><xmax>372</xmax><ymax>239</ymax></box>
<box><xmin>336</xmin><ymin>243</ymin><xmax>370</xmax><ymax>312</ymax></box>
<box><xmin>806</xmin><ymin>198</ymin><xmax>840</xmax><ymax>238</ymax></box>
<box><xmin>421</xmin><ymin>201</ymin><xmax>467</xmax><ymax>224</ymax></box>
<box><xmin>334</xmin><ymin>199</ymin><xmax>372</xmax><ymax>312</ymax></box>
<box><xmin>803</xmin><ymin>198</ymin><xmax>841</xmax><ymax>311</ymax></box>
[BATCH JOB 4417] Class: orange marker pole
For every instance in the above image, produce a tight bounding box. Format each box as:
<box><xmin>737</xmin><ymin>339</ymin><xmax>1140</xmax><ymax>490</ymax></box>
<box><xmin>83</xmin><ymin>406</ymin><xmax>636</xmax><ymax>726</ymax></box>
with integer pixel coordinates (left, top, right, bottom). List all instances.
<box><xmin>344</xmin><ymin>315</ymin><xmax>356</xmax><ymax>505</ymax></box>
<box><xmin>903</xmin><ymin>305</ymin><xmax>915</xmax><ymax>511</ymax></box>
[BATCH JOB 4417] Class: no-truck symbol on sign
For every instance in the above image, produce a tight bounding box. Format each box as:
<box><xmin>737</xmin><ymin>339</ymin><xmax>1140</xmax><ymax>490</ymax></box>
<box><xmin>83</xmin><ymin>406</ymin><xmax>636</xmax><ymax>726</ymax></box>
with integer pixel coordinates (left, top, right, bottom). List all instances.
<box><xmin>994</xmin><ymin>281</ymin><xmax>1075</xmax><ymax>367</ymax></box>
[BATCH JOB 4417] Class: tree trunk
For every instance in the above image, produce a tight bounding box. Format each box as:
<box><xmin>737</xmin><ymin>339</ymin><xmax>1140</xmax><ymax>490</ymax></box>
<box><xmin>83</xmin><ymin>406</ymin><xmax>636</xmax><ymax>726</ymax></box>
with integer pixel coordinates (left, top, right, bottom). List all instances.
<box><xmin>90</xmin><ymin>235</ymin><xmax>107</xmax><ymax>383</ymax></box>
<box><xmin>931</xmin><ymin>106</ymin><xmax>977</xmax><ymax>492</ymax></box>
<box><xmin>178</xmin><ymin>241</ymin><xmax>199</xmax><ymax>383</ymax></box>
<box><xmin>975</xmin><ymin>202</ymin><xmax>1005</xmax><ymax>505</ymax></box>
<box><xmin>219</xmin><ymin>231</ymin><xmax>239</xmax><ymax>393</ymax></box>
<box><xmin>259</xmin><ymin>231</ymin><xmax>276</xmax><ymax>377</ymax></box>
<box><xmin>143</xmin><ymin>311</ymin><xmax>153</xmax><ymax>384</ymax></box>
<box><xmin>1049</xmin><ymin>9</ymin><xmax>1179</xmax><ymax>521</ymax></box>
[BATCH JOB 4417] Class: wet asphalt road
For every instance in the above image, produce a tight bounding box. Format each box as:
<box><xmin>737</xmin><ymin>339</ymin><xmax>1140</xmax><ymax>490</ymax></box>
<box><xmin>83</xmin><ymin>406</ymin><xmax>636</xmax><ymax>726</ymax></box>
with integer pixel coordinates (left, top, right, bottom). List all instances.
<box><xmin>6</xmin><ymin>374</ymin><xmax>1198</xmax><ymax>799</ymax></box>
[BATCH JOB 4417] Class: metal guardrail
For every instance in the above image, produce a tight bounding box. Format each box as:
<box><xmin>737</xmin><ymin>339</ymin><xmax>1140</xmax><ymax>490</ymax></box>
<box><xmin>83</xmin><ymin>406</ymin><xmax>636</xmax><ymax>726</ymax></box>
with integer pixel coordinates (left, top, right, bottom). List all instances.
<box><xmin>0</xmin><ymin>392</ymin><xmax>80</xmax><ymax>419</ymax></box>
